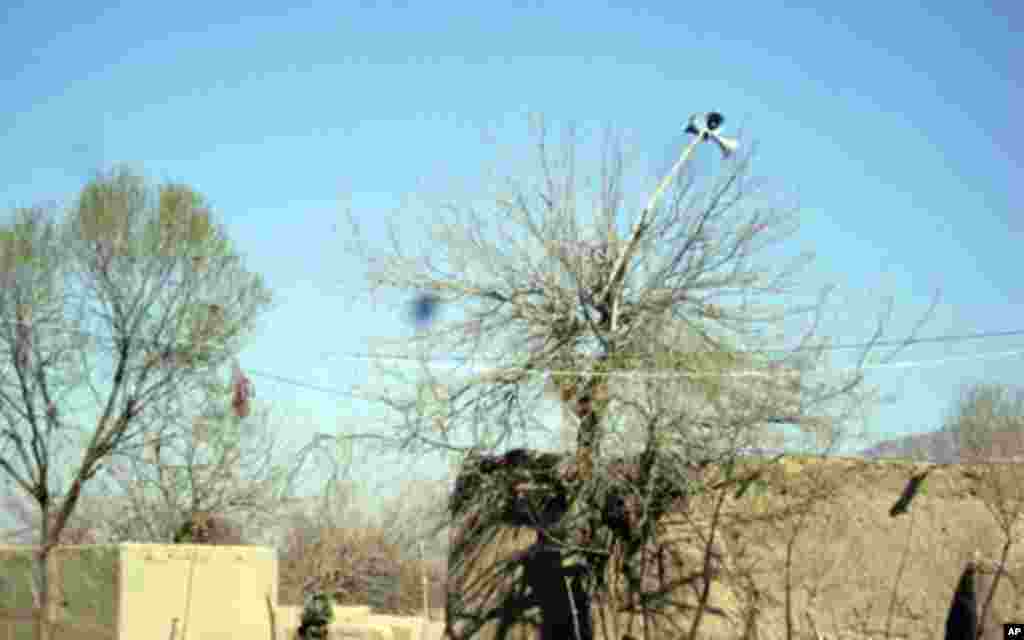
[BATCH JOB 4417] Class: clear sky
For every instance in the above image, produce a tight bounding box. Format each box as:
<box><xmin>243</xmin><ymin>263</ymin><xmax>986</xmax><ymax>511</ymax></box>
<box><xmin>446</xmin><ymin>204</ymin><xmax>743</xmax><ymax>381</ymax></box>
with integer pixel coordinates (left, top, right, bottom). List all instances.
<box><xmin>0</xmin><ymin>1</ymin><xmax>1019</xmax><ymax>515</ymax></box>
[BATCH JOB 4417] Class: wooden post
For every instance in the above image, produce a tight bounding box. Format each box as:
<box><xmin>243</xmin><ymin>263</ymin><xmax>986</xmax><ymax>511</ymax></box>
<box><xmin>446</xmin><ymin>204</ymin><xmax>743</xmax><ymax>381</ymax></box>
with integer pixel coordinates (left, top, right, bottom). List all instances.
<box><xmin>265</xmin><ymin>593</ymin><xmax>278</xmax><ymax>640</ymax></box>
<box><xmin>420</xmin><ymin>541</ymin><xmax>429</xmax><ymax>620</ymax></box>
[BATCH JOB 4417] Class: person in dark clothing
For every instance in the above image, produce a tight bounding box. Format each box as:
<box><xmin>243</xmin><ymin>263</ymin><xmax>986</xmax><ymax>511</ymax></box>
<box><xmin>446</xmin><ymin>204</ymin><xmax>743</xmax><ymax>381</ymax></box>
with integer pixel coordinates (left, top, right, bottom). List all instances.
<box><xmin>945</xmin><ymin>562</ymin><xmax>978</xmax><ymax>640</ymax></box>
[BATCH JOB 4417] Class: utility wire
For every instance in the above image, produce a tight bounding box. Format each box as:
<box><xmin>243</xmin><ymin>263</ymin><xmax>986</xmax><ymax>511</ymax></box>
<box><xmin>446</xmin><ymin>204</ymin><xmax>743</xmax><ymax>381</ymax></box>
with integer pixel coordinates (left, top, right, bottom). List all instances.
<box><xmin>325</xmin><ymin>328</ymin><xmax>1024</xmax><ymax>365</ymax></box>
<box><xmin>322</xmin><ymin>347</ymin><xmax>1024</xmax><ymax>383</ymax></box>
<box><xmin>0</xmin><ymin>315</ymin><xmax>1020</xmax><ymax>398</ymax></box>
<box><xmin>3</xmin><ymin>314</ymin><xmax>1023</xmax><ymax>366</ymax></box>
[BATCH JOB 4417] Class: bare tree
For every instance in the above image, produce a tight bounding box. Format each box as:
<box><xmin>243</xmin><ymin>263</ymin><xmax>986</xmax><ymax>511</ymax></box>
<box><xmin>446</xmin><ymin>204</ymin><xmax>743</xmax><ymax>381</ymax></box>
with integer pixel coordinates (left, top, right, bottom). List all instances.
<box><xmin>90</xmin><ymin>380</ymin><xmax>312</xmax><ymax>545</ymax></box>
<box><xmin>941</xmin><ymin>382</ymin><xmax>1024</xmax><ymax>638</ymax></box>
<box><xmin>341</xmin><ymin>115</ymin><xmax>935</xmax><ymax>639</ymax></box>
<box><xmin>0</xmin><ymin>167</ymin><xmax>273</xmax><ymax>640</ymax></box>
<box><xmin>1</xmin><ymin>382</ymin><xmax>317</xmax><ymax>549</ymax></box>
<box><xmin>943</xmin><ymin>383</ymin><xmax>1024</xmax><ymax>464</ymax></box>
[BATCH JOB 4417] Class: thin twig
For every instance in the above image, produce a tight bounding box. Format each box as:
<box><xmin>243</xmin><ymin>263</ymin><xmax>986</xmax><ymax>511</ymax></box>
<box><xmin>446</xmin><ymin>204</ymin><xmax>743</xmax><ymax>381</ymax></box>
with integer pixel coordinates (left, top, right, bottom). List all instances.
<box><xmin>978</xmin><ymin>538</ymin><xmax>1012</xmax><ymax>640</ymax></box>
<box><xmin>883</xmin><ymin>508</ymin><xmax>916</xmax><ymax>640</ymax></box>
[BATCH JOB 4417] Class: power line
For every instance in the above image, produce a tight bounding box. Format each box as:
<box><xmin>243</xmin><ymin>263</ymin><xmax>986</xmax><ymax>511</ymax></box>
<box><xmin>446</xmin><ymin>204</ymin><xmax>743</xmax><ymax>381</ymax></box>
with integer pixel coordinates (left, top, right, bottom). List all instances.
<box><xmin>247</xmin><ymin>369</ymin><xmax>358</xmax><ymax>399</ymax></box>
<box><xmin>244</xmin><ymin>347</ymin><xmax>1024</xmax><ymax>400</ymax></box>
<box><xmin>0</xmin><ymin>316</ymin><xmax>361</xmax><ymax>399</ymax></box>
<box><xmin>0</xmin><ymin>315</ymin><xmax>1020</xmax><ymax>399</ymax></box>
<box><xmin>774</xmin><ymin>328</ymin><xmax>1024</xmax><ymax>352</ymax></box>
<box><xmin>318</xmin><ymin>347</ymin><xmax>1024</xmax><ymax>383</ymax></box>
<box><xmin>4</xmin><ymin>313</ymin><xmax>1023</xmax><ymax>367</ymax></box>
<box><xmin>317</xmin><ymin>327</ymin><xmax>1024</xmax><ymax>366</ymax></box>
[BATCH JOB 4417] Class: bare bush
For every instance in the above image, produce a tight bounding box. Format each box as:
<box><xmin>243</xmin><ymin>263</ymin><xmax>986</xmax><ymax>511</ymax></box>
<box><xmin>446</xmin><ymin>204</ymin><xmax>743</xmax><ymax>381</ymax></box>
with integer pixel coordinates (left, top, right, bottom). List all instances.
<box><xmin>277</xmin><ymin>513</ymin><xmax>434</xmax><ymax>615</ymax></box>
<box><xmin>172</xmin><ymin>510</ymin><xmax>246</xmax><ymax>545</ymax></box>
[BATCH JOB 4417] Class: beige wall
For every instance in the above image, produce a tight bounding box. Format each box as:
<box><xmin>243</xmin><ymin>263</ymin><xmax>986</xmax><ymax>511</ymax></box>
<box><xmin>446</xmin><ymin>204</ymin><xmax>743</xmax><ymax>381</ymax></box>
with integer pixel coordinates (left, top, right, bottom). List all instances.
<box><xmin>0</xmin><ymin>544</ymin><xmax>276</xmax><ymax>640</ymax></box>
<box><xmin>118</xmin><ymin>544</ymin><xmax>277</xmax><ymax>640</ymax></box>
<box><xmin>0</xmin><ymin>544</ymin><xmax>443</xmax><ymax>640</ymax></box>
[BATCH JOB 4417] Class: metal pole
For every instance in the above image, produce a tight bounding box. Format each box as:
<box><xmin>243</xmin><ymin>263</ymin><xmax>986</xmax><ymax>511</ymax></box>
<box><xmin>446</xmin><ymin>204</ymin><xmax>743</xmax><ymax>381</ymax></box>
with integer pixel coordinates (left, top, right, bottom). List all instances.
<box><xmin>598</xmin><ymin>131</ymin><xmax>707</xmax><ymax>313</ymax></box>
<box><xmin>644</xmin><ymin>131</ymin><xmax>706</xmax><ymax>218</ymax></box>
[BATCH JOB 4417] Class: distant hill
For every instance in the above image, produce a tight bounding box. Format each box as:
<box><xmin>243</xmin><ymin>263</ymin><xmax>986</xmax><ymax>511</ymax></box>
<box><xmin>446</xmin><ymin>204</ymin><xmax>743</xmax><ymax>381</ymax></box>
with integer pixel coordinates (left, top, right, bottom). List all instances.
<box><xmin>857</xmin><ymin>429</ymin><xmax>960</xmax><ymax>464</ymax></box>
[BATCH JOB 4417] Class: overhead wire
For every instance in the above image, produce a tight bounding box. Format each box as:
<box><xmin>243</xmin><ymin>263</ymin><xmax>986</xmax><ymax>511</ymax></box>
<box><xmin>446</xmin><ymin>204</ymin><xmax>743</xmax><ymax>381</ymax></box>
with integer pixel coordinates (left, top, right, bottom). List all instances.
<box><xmin>0</xmin><ymin>315</ymin><xmax>364</xmax><ymax>400</ymax></box>
<box><xmin>315</xmin><ymin>345</ymin><xmax>1024</xmax><ymax>384</ymax></box>
<box><xmin>0</xmin><ymin>313</ymin><xmax>1020</xmax><ymax>397</ymax></box>
<box><xmin>317</xmin><ymin>327</ymin><xmax>1024</xmax><ymax>367</ymax></box>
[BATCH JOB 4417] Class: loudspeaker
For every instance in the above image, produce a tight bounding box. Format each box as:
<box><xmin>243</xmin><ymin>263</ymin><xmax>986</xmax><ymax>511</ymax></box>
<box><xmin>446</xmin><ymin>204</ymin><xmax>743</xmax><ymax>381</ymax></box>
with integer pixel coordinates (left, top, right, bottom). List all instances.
<box><xmin>684</xmin><ymin>112</ymin><xmax>738</xmax><ymax>158</ymax></box>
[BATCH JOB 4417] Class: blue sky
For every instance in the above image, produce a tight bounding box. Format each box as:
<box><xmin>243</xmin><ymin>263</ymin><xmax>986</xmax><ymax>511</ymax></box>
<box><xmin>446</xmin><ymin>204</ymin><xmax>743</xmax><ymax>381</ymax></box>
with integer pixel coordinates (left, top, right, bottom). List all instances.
<box><xmin>0</xmin><ymin>1</ymin><xmax>1019</xmax><ymax>514</ymax></box>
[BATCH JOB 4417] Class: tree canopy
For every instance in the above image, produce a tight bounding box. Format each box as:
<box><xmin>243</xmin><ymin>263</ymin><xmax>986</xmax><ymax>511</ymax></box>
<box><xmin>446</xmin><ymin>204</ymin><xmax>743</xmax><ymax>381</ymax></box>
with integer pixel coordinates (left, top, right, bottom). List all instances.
<box><xmin>0</xmin><ymin>166</ymin><xmax>275</xmax><ymax>640</ymax></box>
<box><xmin>343</xmin><ymin>116</ymin><xmax>935</xmax><ymax>640</ymax></box>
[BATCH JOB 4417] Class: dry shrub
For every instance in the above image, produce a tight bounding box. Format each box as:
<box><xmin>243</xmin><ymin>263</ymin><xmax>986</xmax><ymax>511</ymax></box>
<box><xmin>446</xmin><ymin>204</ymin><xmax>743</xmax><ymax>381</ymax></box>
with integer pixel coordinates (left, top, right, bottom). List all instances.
<box><xmin>277</xmin><ymin>513</ymin><xmax>440</xmax><ymax>616</ymax></box>
<box><xmin>172</xmin><ymin>510</ymin><xmax>246</xmax><ymax>545</ymax></box>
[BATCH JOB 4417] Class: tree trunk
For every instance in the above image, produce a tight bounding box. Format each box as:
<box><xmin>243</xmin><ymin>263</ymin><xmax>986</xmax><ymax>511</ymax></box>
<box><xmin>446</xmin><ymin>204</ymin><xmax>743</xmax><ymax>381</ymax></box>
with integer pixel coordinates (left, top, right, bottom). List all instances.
<box><xmin>34</xmin><ymin>546</ymin><xmax>55</xmax><ymax>640</ymax></box>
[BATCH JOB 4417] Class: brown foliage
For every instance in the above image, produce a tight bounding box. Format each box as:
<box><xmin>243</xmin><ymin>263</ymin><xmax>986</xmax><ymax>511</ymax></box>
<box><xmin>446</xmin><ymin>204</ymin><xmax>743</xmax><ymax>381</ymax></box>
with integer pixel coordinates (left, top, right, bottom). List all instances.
<box><xmin>231</xmin><ymin>360</ymin><xmax>254</xmax><ymax>419</ymax></box>
<box><xmin>276</xmin><ymin>514</ymin><xmax>444</xmax><ymax>615</ymax></box>
<box><xmin>447</xmin><ymin>447</ymin><xmax>702</xmax><ymax>640</ymax></box>
<box><xmin>449</xmin><ymin>448</ymin><xmax>692</xmax><ymax>546</ymax></box>
<box><xmin>172</xmin><ymin>510</ymin><xmax>246</xmax><ymax>545</ymax></box>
